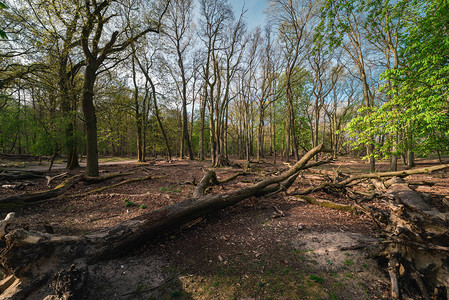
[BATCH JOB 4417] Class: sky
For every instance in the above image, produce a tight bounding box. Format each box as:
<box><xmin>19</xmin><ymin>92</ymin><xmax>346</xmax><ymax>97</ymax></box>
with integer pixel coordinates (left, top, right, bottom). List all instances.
<box><xmin>229</xmin><ymin>0</ymin><xmax>267</xmax><ymax>29</ymax></box>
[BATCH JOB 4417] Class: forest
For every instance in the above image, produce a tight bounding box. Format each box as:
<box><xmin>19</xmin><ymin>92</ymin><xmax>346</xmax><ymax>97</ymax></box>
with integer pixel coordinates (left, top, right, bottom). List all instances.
<box><xmin>1</xmin><ymin>0</ymin><xmax>449</xmax><ymax>299</ymax></box>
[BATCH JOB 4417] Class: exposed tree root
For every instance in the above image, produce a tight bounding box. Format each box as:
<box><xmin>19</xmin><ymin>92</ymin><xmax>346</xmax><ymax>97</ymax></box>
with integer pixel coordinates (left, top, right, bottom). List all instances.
<box><xmin>45</xmin><ymin>172</ymin><xmax>68</xmax><ymax>187</ymax></box>
<box><xmin>370</xmin><ymin>178</ymin><xmax>448</xmax><ymax>299</ymax></box>
<box><xmin>214</xmin><ymin>154</ymin><xmax>234</xmax><ymax>167</ymax></box>
<box><xmin>193</xmin><ymin>171</ymin><xmax>218</xmax><ymax>198</ymax></box>
<box><xmin>291</xmin><ymin>164</ymin><xmax>449</xmax><ymax>299</ymax></box>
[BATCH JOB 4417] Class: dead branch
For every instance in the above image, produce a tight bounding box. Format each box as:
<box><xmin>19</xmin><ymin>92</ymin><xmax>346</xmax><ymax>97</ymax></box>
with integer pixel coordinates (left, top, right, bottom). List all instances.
<box><xmin>218</xmin><ymin>171</ymin><xmax>247</xmax><ymax>184</ymax></box>
<box><xmin>0</xmin><ymin>170</ymin><xmax>44</xmax><ymax>181</ymax></box>
<box><xmin>45</xmin><ymin>172</ymin><xmax>68</xmax><ymax>187</ymax></box>
<box><xmin>81</xmin><ymin>172</ymin><xmax>133</xmax><ymax>184</ymax></box>
<box><xmin>0</xmin><ymin>173</ymin><xmax>137</xmax><ymax>206</ymax></box>
<box><xmin>336</xmin><ymin>164</ymin><xmax>449</xmax><ymax>187</ymax></box>
<box><xmin>292</xmin><ymin>164</ymin><xmax>449</xmax><ymax>196</ymax></box>
<box><xmin>193</xmin><ymin>171</ymin><xmax>219</xmax><ymax>198</ymax></box>
<box><xmin>70</xmin><ymin>175</ymin><xmax>153</xmax><ymax>197</ymax></box>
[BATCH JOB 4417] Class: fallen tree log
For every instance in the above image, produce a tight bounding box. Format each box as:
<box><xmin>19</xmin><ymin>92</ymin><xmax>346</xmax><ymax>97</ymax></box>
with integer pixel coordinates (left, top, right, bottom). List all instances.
<box><xmin>0</xmin><ymin>170</ymin><xmax>44</xmax><ymax>181</ymax></box>
<box><xmin>0</xmin><ymin>145</ymin><xmax>325</xmax><ymax>299</ymax></box>
<box><xmin>0</xmin><ymin>173</ymin><xmax>134</xmax><ymax>206</ymax></box>
<box><xmin>81</xmin><ymin>172</ymin><xmax>132</xmax><ymax>184</ymax></box>
<box><xmin>0</xmin><ymin>175</ymin><xmax>83</xmax><ymax>206</ymax></box>
<box><xmin>373</xmin><ymin>177</ymin><xmax>449</xmax><ymax>299</ymax></box>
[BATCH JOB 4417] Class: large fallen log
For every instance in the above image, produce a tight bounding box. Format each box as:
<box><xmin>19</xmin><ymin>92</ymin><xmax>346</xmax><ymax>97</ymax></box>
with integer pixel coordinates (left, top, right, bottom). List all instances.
<box><xmin>0</xmin><ymin>145</ymin><xmax>325</xmax><ymax>299</ymax></box>
<box><xmin>374</xmin><ymin>177</ymin><xmax>449</xmax><ymax>299</ymax></box>
<box><xmin>0</xmin><ymin>170</ymin><xmax>44</xmax><ymax>181</ymax></box>
<box><xmin>0</xmin><ymin>175</ymin><xmax>83</xmax><ymax>206</ymax></box>
<box><xmin>0</xmin><ymin>173</ymin><xmax>132</xmax><ymax>206</ymax></box>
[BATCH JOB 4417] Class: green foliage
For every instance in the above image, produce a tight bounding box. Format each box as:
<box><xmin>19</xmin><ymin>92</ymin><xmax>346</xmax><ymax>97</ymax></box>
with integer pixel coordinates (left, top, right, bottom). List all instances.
<box><xmin>344</xmin><ymin>258</ymin><xmax>354</xmax><ymax>266</ymax></box>
<box><xmin>309</xmin><ymin>275</ymin><xmax>324</xmax><ymax>284</ymax></box>
<box><xmin>0</xmin><ymin>101</ymin><xmax>23</xmax><ymax>152</ymax></box>
<box><xmin>345</xmin><ymin>0</ymin><xmax>449</xmax><ymax>159</ymax></box>
<box><xmin>0</xmin><ymin>1</ymin><xmax>7</xmax><ymax>39</ymax></box>
<box><xmin>123</xmin><ymin>199</ymin><xmax>136</xmax><ymax>207</ymax></box>
<box><xmin>31</xmin><ymin>131</ymin><xmax>58</xmax><ymax>156</ymax></box>
<box><xmin>170</xmin><ymin>290</ymin><xmax>183</xmax><ymax>298</ymax></box>
<box><xmin>275</xmin><ymin>67</ymin><xmax>313</xmax><ymax>150</ymax></box>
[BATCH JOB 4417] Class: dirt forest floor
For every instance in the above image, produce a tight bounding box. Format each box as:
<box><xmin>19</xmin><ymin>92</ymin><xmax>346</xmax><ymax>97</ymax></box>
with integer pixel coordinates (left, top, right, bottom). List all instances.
<box><xmin>1</xmin><ymin>155</ymin><xmax>449</xmax><ymax>299</ymax></box>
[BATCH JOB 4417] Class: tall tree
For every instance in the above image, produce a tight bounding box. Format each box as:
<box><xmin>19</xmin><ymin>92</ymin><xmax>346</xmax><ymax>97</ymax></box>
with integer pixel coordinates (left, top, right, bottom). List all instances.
<box><xmin>0</xmin><ymin>1</ymin><xmax>7</xmax><ymax>39</ymax></box>
<box><xmin>269</xmin><ymin>0</ymin><xmax>314</xmax><ymax>162</ymax></box>
<box><xmin>2</xmin><ymin>0</ymin><xmax>84</xmax><ymax>168</ymax></box>
<box><xmin>164</xmin><ymin>0</ymin><xmax>194</xmax><ymax>160</ymax></box>
<box><xmin>307</xmin><ymin>42</ymin><xmax>341</xmax><ymax>161</ymax></box>
<box><xmin>198</xmin><ymin>0</ymin><xmax>233</xmax><ymax>164</ymax></box>
<box><xmin>348</xmin><ymin>0</ymin><xmax>449</xmax><ymax>164</ymax></box>
<box><xmin>217</xmin><ymin>9</ymin><xmax>245</xmax><ymax>163</ymax></box>
<box><xmin>80</xmin><ymin>0</ymin><xmax>169</xmax><ymax>176</ymax></box>
<box><xmin>318</xmin><ymin>0</ymin><xmax>379</xmax><ymax>172</ymax></box>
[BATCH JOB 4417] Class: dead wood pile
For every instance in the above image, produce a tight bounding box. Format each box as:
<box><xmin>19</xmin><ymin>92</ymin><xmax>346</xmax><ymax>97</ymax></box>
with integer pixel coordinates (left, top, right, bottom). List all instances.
<box><xmin>292</xmin><ymin>165</ymin><xmax>449</xmax><ymax>299</ymax></box>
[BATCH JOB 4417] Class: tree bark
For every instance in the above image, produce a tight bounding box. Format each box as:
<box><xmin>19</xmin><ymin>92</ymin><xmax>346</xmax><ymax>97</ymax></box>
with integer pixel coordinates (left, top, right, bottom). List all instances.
<box><xmin>376</xmin><ymin>178</ymin><xmax>449</xmax><ymax>299</ymax></box>
<box><xmin>0</xmin><ymin>174</ymin><xmax>83</xmax><ymax>205</ymax></box>
<box><xmin>81</xmin><ymin>63</ymin><xmax>99</xmax><ymax>177</ymax></box>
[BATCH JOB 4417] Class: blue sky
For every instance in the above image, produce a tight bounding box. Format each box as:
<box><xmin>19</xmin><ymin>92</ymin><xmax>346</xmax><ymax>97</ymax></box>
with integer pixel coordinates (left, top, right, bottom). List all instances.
<box><xmin>229</xmin><ymin>0</ymin><xmax>267</xmax><ymax>29</ymax></box>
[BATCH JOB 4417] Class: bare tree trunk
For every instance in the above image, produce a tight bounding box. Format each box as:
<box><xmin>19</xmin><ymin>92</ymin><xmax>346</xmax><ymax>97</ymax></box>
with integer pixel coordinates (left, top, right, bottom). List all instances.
<box><xmin>132</xmin><ymin>57</ymin><xmax>143</xmax><ymax>162</ymax></box>
<box><xmin>82</xmin><ymin>64</ymin><xmax>99</xmax><ymax>177</ymax></box>
<box><xmin>149</xmin><ymin>80</ymin><xmax>171</xmax><ymax>161</ymax></box>
<box><xmin>199</xmin><ymin>90</ymin><xmax>206</xmax><ymax>161</ymax></box>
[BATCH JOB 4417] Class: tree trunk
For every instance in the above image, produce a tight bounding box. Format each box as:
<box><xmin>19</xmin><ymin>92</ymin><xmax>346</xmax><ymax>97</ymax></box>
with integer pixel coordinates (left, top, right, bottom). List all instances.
<box><xmin>149</xmin><ymin>80</ymin><xmax>171</xmax><ymax>161</ymax></box>
<box><xmin>199</xmin><ymin>88</ymin><xmax>207</xmax><ymax>161</ymax></box>
<box><xmin>390</xmin><ymin>133</ymin><xmax>398</xmax><ymax>172</ymax></box>
<box><xmin>314</xmin><ymin>101</ymin><xmax>320</xmax><ymax>161</ymax></box>
<box><xmin>132</xmin><ymin>57</ymin><xmax>143</xmax><ymax>162</ymax></box>
<box><xmin>407</xmin><ymin>149</ymin><xmax>415</xmax><ymax>168</ymax></box>
<box><xmin>134</xmin><ymin>55</ymin><xmax>172</xmax><ymax>161</ymax></box>
<box><xmin>181</xmin><ymin>97</ymin><xmax>193</xmax><ymax>160</ymax></box>
<box><xmin>82</xmin><ymin>64</ymin><xmax>99</xmax><ymax>177</ymax></box>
